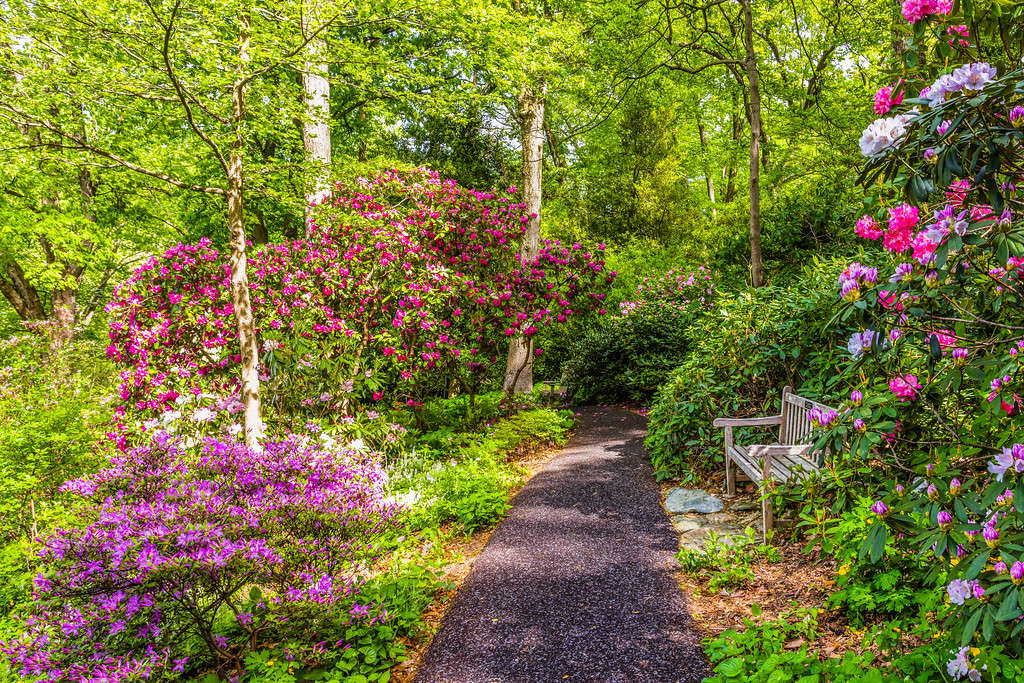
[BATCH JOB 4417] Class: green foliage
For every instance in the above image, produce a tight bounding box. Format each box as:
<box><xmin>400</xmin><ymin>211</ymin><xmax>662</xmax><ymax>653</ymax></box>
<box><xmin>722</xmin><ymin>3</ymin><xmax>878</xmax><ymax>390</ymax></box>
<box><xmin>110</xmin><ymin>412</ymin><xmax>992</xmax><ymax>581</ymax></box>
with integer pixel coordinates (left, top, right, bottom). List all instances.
<box><xmin>677</xmin><ymin>529</ymin><xmax>780</xmax><ymax>592</ymax></box>
<box><xmin>645</xmin><ymin>259</ymin><xmax>849</xmax><ymax>480</ymax></box>
<box><xmin>563</xmin><ymin>302</ymin><xmax>695</xmax><ymax>404</ymax></box>
<box><xmin>0</xmin><ymin>337</ymin><xmax>113</xmax><ymax>620</ymax></box>
<box><xmin>389</xmin><ymin>407</ymin><xmax>574</xmax><ymax>533</ymax></box>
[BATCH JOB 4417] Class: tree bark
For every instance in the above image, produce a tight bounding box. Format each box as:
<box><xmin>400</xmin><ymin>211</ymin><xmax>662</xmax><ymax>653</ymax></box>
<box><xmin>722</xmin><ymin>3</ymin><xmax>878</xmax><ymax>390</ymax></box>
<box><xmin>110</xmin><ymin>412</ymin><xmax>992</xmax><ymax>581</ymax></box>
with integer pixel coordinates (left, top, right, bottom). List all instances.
<box><xmin>0</xmin><ymin>261</ymin><xmax>46</xmax><ymax>321</ymax></box>
<box><xmin>503</xmin><ymin>83</ymin><xmax>546</xmax><ymax>394</ymax></box>
<box><xmin>229</xmin><ymin>11</ymin><xmax>264</xmax><ymax>450</ymax></box>
<box><xmin>741</xmin><ymin>0</ymin><xmax>764</xmax><ymax>288</ymax></box>
<box><xmin>696</xmin><ymin>112</ymin><xmax>716</xmax><ymax>219</ymax></box>
<box><xmin>301</xmin><ymin>2</ymin><xmax>331</xmax><ymax>232</ymax></box>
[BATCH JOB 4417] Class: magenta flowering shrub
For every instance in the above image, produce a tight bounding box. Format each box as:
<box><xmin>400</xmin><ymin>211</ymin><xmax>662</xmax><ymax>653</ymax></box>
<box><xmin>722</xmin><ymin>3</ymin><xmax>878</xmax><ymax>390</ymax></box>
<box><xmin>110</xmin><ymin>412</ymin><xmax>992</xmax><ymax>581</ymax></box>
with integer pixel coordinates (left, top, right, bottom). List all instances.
<box><xmin>1</xmin><ymin>434</ymin><xmax>398</xmax><ymax>680</ymax></box>
<box><xmin>617</xmin><ymin>266</ymin><xmax>715</xmax><ymax>316</ymax></box>
<box><xmin>106</xmin><ymin>169</ymin><xmax>610</xmax><ymax>439</ymax></box>
<box><xmin>815</xmin><ymin>5</ymin><xmax>1024</xmax><ymax>675</ymax></box>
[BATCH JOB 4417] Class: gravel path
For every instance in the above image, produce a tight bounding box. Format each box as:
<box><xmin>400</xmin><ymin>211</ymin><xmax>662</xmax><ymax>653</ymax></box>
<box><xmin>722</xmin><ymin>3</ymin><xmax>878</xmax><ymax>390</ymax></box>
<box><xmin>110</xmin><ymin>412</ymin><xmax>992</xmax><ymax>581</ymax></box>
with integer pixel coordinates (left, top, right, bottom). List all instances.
<box><xmin>414</xmin><ymin>406</ymin><xmax>710</xmax><ymax>683</ymax></box>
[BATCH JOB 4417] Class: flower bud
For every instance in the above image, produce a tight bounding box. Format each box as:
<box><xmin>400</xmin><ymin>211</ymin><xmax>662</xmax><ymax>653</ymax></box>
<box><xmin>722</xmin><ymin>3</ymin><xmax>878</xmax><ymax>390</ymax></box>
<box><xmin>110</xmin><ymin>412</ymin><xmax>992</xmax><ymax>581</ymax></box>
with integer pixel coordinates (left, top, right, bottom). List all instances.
<box><xmin>850</xmin><ymin>390</ymin><xmax>863</xmax><ymax>405</ymax></box>
<box><xmin>983</xmin><ymin>525</ymin><xmax>1000</xmax><ymax>548</ymax></box>
<box><xmin>972</xmin><ymin>583</ymin><xmax>986</xmax><ymax>601</ymax></box>
<box><xmin>1011</xmin><ymin>561</ymin><xmax>1024</xmax><ymax>584</ymax></box>
<box><xmin>871</xmin><ymin>500</ymin><xmax>889</xmax><ymax>517</ymax></box>
<box><xmin>1012</xmin><ymin>106</ymin><xmax>1024</xmax><ymax>129</ymax></box>
<box><xmin>895</xmin><ymin>483</ymin><xmax>906</xmax><ymax>496</ymax></box>
<box><xmin>925</xmin><ymin>270</ymin><xmax>939</xmax><ymax>287</ymax></box>
<box><xmin>938</xmin><ymin>510</ymin><xmax>953</xmax><ymax>531</ymax></box>
<box><xmin>853</xmin><ymin>418</ymin><xmax>867</xmax><ymax>432</ymax></box>
<box><xmin>951</xmin><ymin>347</ymin><xmax>968</xmax><ymax>365</ymax></box>
<box><xmin>926</xmin><ymin>464</ymin><xmax>936</xmax><ymax>475</ymax></box>
<box><xmin>993</xmin><ymin>561</ymin><xmax>1008</xmax><ymax>575</ymax></box>
<box><xmin>949</xmin><ymin>478</ymin><xmax>961</xmax><ymax>496</ymax></box>
<box><xmin>927</xmin><ymin>483</ymin><xmax>939</xmax><ymax>501</ymax></box>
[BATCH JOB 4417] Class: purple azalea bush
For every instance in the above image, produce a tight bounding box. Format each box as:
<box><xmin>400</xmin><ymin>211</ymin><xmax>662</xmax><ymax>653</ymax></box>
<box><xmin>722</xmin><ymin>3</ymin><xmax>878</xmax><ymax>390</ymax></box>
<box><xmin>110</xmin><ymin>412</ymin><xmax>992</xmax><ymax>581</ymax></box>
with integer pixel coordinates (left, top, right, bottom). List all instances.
<box><xmin>2</xmin><ymin>434</ymin><xmax>398</xmax><ymax>680</ymax></box>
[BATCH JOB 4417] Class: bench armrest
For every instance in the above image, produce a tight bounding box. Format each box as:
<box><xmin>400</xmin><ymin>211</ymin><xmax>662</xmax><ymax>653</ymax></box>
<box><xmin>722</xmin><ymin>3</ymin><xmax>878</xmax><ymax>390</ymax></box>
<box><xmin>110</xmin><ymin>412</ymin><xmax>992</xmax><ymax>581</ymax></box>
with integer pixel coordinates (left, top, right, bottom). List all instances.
<box><xmin>712</xmin><ymin>415</ymin><xmax>782</xmax><ymax>428</ymax></box>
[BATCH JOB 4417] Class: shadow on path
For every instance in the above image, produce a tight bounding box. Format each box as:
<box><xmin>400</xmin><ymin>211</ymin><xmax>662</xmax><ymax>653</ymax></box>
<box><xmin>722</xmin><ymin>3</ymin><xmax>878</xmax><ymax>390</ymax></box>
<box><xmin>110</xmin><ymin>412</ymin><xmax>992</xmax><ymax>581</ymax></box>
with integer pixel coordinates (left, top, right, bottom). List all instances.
<box><xmin>414</xmin><ymin>406</ymin><xmax>710</xmax><ymax>683</ymax></box>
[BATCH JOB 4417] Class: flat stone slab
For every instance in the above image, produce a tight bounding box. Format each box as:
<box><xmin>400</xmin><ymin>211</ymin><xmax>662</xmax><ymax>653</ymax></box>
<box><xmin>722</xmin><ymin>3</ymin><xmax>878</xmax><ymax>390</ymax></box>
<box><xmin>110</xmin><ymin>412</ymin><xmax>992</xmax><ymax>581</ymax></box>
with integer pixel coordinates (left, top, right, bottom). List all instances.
<box><xmin>665</xmin><ymin>487</ymin><xmax>723</xmax><ymax>514</ymax></box>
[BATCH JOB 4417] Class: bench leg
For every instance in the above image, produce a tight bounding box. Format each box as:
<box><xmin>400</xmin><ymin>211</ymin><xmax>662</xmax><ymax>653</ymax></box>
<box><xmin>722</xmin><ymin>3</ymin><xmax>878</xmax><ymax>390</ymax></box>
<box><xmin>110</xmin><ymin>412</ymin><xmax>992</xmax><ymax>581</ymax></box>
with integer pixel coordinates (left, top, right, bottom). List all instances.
<box><xmin>724</xmin><ymin>427</ymin><xmax>736</xmax><ymax>495</ymax></box>
<box><xmin>761</xmin><ymin>494</ymin><xmax>773</xmax><ymax>543</ymax></box>
<box><xmin>761</xmin><ymin>454</ymin><xmax>773</xmax><ymax>543</ymax></box>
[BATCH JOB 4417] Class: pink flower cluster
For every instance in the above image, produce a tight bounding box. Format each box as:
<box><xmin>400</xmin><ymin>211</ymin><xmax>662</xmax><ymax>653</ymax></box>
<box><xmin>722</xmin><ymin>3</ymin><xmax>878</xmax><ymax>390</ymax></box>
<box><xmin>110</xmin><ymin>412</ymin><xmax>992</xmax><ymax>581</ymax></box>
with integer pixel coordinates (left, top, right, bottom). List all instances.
<box><xmin>900</xmin><ymin>0</ymin><xmax>951</xmax><ymax>24</ymax></box>
<box><xmin>889</xmin><ymin>373</ymin><xmax>922</xmax><ymax>401</ymax></box>
<box><xmin>873</xmin><ymin>83</ymin><xmax>904</xmax><ymax>116</ymax></box>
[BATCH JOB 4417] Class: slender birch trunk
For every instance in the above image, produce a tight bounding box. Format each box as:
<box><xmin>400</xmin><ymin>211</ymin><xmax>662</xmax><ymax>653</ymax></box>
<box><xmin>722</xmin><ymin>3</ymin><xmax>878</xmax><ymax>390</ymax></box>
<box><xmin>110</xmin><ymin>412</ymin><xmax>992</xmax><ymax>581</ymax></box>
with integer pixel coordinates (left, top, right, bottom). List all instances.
<box><xmin>228</xmin><ymin>10</ymin><xmax>264</xmax><ymax>449</ymax></box>
<box><xmin>301</xmin><ymin>3</ymin><xmax>331</xmax><ymax>231</ymax></box>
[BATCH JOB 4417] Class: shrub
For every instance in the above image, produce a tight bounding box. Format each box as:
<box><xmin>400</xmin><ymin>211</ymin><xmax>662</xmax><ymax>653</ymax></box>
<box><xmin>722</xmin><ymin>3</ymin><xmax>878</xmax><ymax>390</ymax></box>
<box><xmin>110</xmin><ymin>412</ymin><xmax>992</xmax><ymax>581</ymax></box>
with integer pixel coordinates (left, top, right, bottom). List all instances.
<box><xmin>807</xmin><ymin>12</ymin><xmax>1024</xmax><ymax>677</ymax></box>
<box><xmin>106</xmin><ymin>169</ymin><xmax>611</xmax><ymax>442</ymax></box>
<box><xmin>1</xmin><ymin>435</ymin><xmax>398</xmax><ymax>680</ymax></box>
<box><xmin>563</xmin><ymin>267</ymin><xmax>713</xmax><ymax>404</ymax></box>
<box><xmin>644</xmin><ymin>260</ymin><xmax>849</xmax><ymax>480</ymax></box>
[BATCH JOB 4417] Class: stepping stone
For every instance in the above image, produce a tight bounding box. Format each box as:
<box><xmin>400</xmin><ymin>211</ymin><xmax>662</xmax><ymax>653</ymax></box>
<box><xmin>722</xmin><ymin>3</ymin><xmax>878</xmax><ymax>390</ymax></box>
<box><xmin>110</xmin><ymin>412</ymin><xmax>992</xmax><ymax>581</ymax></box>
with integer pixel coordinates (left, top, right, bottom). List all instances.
<box><xmin>671</xmin><ymin>515</ymin><xmax>706</xmax><ymax>533</ymax></box>
<box><xmin>665</xmin><ymin>487</ymin><xmax>723</xmax><ymax>514</ymax></box>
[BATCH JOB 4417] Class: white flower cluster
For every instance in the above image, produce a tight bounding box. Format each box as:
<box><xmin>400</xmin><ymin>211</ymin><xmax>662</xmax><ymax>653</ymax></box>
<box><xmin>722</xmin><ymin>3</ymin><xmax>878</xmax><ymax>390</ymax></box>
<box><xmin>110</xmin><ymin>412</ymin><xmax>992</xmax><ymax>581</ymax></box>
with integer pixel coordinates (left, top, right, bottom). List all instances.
<box><xmin>859</xmin><ymin>112</ymin><xmax>916</xmax><ymax>157</ymax></box>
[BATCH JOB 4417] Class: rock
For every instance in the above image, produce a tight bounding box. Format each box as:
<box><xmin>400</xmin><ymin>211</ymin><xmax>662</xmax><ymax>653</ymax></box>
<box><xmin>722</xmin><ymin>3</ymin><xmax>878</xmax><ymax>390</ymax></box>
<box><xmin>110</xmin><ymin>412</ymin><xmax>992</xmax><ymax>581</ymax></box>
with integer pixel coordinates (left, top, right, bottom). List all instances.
<box><xmin>671</xmin><ymin>516</ymin><xmax>706</xmax><ymax>533</ymax></box>
<box><xmin>730</xmin><ymin>500</ymin><xmax>758</xmax><ymax>512</ymax></box>
<box><xmin>664</xmin><ymin>488</ymin><xmax>724</xmax><ymax>514</ymax></box>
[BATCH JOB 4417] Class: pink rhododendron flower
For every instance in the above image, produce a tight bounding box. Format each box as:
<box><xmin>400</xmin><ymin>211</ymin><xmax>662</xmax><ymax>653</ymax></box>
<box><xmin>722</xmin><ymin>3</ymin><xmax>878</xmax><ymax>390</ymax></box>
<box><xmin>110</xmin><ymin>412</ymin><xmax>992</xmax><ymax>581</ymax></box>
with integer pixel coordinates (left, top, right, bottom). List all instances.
<box><xmin>855</xmin><ymin>215</ymin><xmax>883</xmax><ymax>240</ymax></box>
<box><xmin>883</xmin><ymin>204</ymin><xmax>919</xmax><ymax>253</ymax></box>
<box><xmin>889</xmin><ymin>374</ymin><xmax>922</xmax><ymax>401</ymax></box>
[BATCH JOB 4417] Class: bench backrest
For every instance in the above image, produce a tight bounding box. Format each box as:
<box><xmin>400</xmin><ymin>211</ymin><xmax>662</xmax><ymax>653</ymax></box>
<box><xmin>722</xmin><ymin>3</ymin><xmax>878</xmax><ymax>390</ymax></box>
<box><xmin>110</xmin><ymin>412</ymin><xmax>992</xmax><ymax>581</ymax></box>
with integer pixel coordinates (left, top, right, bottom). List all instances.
<box><xmin>779</xmin><ymin>385</ymin><xmax>836</xmax><ymax>447</ymax></box>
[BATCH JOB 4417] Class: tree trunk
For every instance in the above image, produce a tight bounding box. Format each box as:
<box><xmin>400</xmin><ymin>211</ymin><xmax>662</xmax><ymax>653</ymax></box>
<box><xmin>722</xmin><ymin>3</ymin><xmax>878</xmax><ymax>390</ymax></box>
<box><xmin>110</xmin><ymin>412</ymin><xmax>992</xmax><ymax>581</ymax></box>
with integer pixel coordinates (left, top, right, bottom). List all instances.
<box><xmin>503</xmin><ymin>83</ymin><xmax>546</xmax><ymax>394</ymax></box>
<box><xmin>229</xmin><ymin>11</ymin><xmax>264</xmax><ymax>450</ymax></box>
<box><xmin>301</xmin><ymin>3</ymin><xmax>331</xmax><ymax>232</ymax></box>
<box><xmin>696</xmin><ymin>112</ymin><xmax>716</xmax><ymax>219</ymax></box>
<box><xmin>723</xmin><ymin>92</ymin><xmax>741</xmax><ymax>203</ymax></box>
<box><xmin>0</xmin><ymin>261</ymin><xmax>46</xmax><ymax>321</ymax></box>
<box><xmin>741</xmin><ymin>0</ymin><xmax>764</xmax><ymax>288</ymax></box>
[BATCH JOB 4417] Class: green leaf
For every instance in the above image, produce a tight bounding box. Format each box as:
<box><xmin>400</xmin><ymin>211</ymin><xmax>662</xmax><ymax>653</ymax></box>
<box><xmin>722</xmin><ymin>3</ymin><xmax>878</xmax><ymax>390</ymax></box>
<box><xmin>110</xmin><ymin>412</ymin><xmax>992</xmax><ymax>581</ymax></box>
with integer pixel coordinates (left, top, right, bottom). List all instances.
<box><xmin>717</xmin><ymin>658</ymin><xmax>745</xmax><ymax>678</ymax></box>
<box><xmin>960</xmin><ymin>607</ymin><xmax>983</xmax><ymax>646</ymax></box>
<box><xmin>964</xmin><ymin>551</ymin><xmax>989</xmax><ymax>580</ymax></box>
<box><xmin>995</xmin><ymin>589</ymin><xmax>1022</xmax><ymax>621</ymax></box>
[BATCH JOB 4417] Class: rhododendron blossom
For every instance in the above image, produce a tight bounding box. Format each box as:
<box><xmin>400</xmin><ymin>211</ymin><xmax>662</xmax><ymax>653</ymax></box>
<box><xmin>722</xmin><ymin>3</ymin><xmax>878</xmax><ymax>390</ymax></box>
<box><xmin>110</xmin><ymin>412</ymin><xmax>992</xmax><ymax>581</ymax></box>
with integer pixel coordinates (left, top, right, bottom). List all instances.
<box><xmin>889</xmin><ymin>374</ymin><xmax>921</xmax><ymax>401</ymax></box>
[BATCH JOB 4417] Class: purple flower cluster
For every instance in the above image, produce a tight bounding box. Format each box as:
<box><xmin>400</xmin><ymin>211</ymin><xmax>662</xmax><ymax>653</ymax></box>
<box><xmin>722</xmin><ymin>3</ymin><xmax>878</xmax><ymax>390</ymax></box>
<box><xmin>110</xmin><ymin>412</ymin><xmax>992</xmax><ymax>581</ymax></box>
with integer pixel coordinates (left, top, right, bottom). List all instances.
<box><xmin>988</xmin><ymin>443</ymin><xmax>1024</xmax><ymax>481</ymax></box>
<box><xmin>847</xmin><ymin>329</ymin><xmax>880</xmax><ymax>359</ymax></box>
<box><xmin>838</xmin><ymin>262</ymin><xmax>878</xmax><ymax>301</ymax></box>
<box><xmin>923</xmin><ymin>63</ymin><xmax>998</xmax><ymax>107</ymax></box>
<box><xmin>2</xmin><ymin>434</ymin><xmax>399</xmax><ymax>680</ymax></box>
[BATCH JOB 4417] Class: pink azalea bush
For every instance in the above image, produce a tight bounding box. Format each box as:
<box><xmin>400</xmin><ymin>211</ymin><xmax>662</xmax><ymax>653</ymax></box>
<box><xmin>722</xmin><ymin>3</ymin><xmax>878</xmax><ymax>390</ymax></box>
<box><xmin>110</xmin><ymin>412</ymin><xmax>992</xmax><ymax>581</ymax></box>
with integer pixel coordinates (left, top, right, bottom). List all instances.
<box><xmin>617</xmin><ymin>266</ymin><xmax>714</xmax><ymax>317</ymax></box>
<box><xmin>106</xmin><ymin>169</ymin><xmax>610</xmax><ymax>441</ymax></box>
<box><xmin>1</xmin><ymin>434</ymin><xmax>398</xmax><ymax>680</ymax></box>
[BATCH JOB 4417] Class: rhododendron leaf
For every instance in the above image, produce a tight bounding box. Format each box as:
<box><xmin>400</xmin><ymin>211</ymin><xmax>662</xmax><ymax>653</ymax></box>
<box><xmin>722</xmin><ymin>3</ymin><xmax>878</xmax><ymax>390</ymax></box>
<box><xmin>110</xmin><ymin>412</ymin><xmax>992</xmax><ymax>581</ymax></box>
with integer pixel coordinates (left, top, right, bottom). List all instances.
<box><xmin>983</xmin><ymin>608</ymin><xmax>995</xmax><ymax>641</ymax></box>
<box><xmin>960</xmin><ymin>608</ymin><xmax>983</xmax><ymax>646</ymax></box>
<box><xmin>929</xmin><ymin>334</ymin><xmax>941</xmax><ymax>360</ymax></box>
<box><xmin>996</xmin><ymin>238</ymin><xmax>1009</xmax><ymax>267</ymax></box>
<box><xmin>995</xmin><ymin>591</ymin><xmax>1020</xmax><ymax>622</ymax></box>
<box><xmin>964</xmin><ymin>551</ymin><xmax>989</xmax><ymax>581</ymax></box>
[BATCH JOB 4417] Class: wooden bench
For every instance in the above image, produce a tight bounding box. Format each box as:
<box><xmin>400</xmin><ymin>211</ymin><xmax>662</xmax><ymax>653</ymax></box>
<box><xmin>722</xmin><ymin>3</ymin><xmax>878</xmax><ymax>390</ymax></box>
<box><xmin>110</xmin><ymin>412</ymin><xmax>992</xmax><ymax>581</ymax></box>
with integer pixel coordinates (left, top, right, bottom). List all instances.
<box><xmin>712</xmin><ymin>386</ymin><xmax>835</xmax><ymax>539</ymax></box>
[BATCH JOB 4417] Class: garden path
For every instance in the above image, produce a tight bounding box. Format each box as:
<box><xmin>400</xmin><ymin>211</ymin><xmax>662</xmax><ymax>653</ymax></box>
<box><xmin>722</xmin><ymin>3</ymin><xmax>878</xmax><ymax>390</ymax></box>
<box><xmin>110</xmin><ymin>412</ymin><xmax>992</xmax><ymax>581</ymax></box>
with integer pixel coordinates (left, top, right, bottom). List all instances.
<box><xmin>414</xmin><ymin>405</ymin><xmax>710</xmax><ymax>683</ymax></box>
